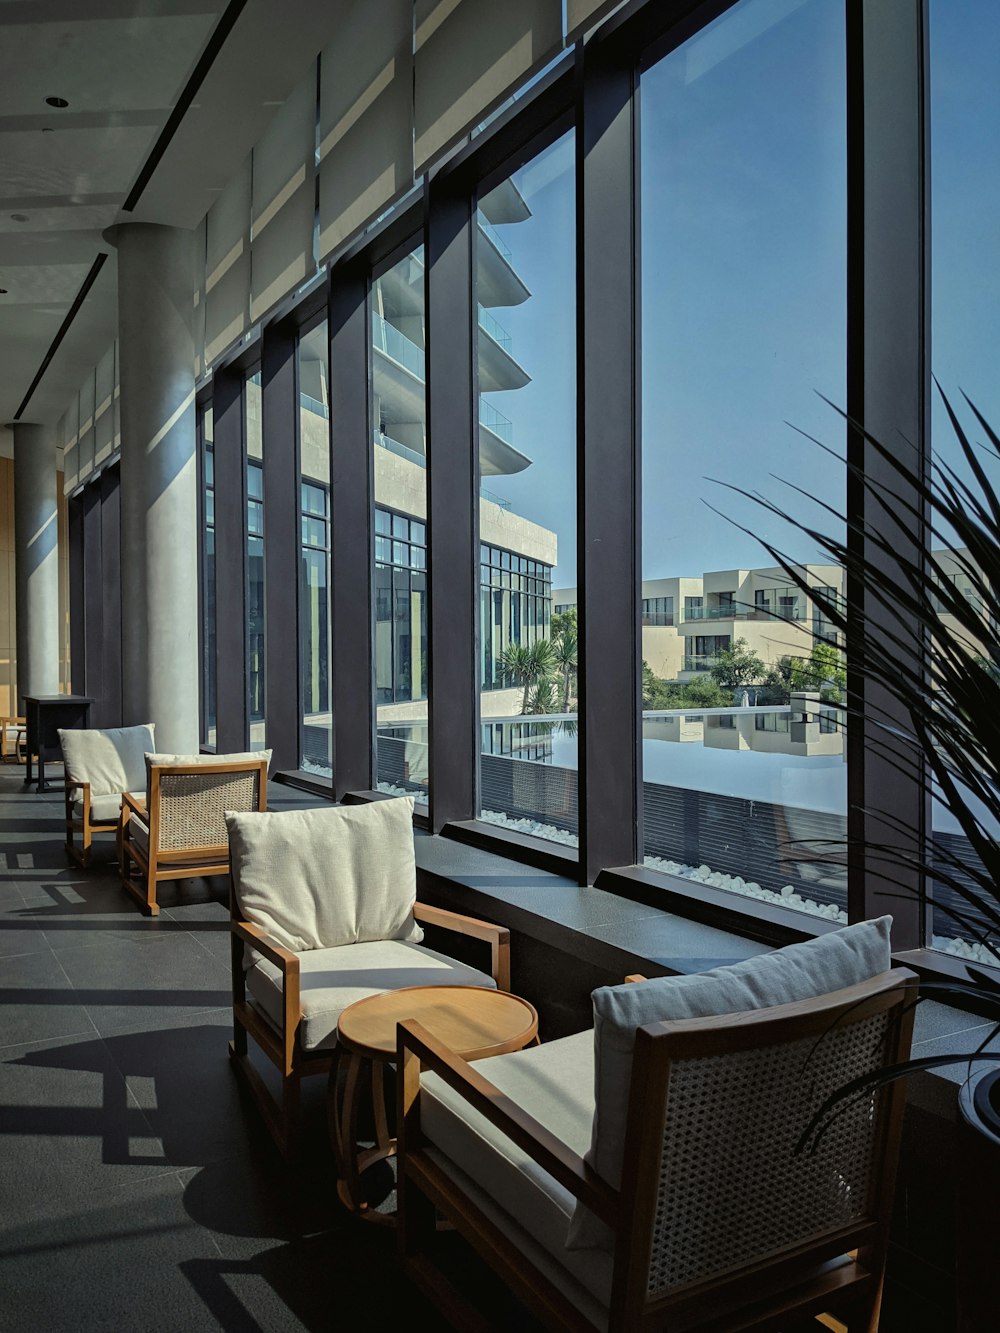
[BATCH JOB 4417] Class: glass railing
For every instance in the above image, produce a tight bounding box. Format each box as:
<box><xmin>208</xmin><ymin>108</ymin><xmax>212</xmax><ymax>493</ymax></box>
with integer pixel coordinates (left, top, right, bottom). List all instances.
<box><xmin>683</xmin><ymin>654</ymin><xmax>719</xmax><ymax>672</ymax></box>
<box><xmin>479</xmin><ymin>399</ymin><xmax>513</xmax><ymax>444</ymax></box>
<box><xmin>374</xmin><ymin>429</ymin><xmax>511</xmax><ymax>509</ymax></box>
<box><xmin>641</xmin><ymin>613</ymin><xmax>675</xmax><ymax>627</ymax></box>
<box><xmin>299</xmin><ymin>391</ymin><xmax>329</xmax><ymax>419</ymax></box>
<box><xmin>684</xmin><ymin>603</ymin><xmax>739</xmax><ymax>621</ymax></box>
<box><xmin>477</xmin><ymin>303</ymin><xmax>513</xmax><ymax>352</ymax></box>
<box><xmin>372</xmin><ymin>310</ymin><xmax>425</xmax><ymax>379</ymax></box>
<box><xmin>477</xmin><ymin>215</ymin><xmax>513</xmax><ymax>262</ymax></box>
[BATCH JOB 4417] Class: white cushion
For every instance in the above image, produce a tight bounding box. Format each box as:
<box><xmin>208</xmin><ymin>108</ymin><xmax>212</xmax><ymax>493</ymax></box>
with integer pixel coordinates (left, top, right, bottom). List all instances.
<box><xmin>421</xmin><ymin>1032</ymin><xmax>611</xmax><ymax>1308</ymax></box>
<box><xmin>246</xmin><ymin>937</ymin><xmax>495</xmax><ymax>1051</ymax></box>
<box><xmin>73</xmin><ymin>791</ymin><xmax>144</xmax><ymax>824</ymax></box>
<box><xmin>58</xmin><ymin>724</ymin><xmax>155</xmax><ymax>796</ymax></box>
<box><xmin>568</xmin><ymin>916</ymin><xmax>893</xmax><ymax>1251</ymax></box>
<box><xmin>145</xmin><ymin>748</ymin><xmax>272</xmax><ymax>771</ymax></box>
<box><xmin>127</xmin><ymin>815</ymin><xmax>149</xmax><ymax>856</ymax></box>
<box><xmin>227</xmin><ymin>798</ymin><xmax>421</xmax><ymax>954</ymax></box>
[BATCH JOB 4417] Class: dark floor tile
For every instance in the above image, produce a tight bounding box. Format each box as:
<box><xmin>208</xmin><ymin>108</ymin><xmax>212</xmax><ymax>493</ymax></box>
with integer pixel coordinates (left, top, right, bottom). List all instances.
<box><xmin>0</xmin><ymin>949</ymin><xmax>97</xmax><ymax>1047</ymax></box>
<box><xmin>0</xmin><ymin>1172</ymin><xmax>226</xmax><ymax>1333</ymax></box>
<box><xmin>53</xmin><ymin>934</ymin><xmax>233</xmax><ymax>1038</ymax></box>
<box><xmin>103</xmin><ymin>1013</ymin><xmax>260</xmax><ymax>1168</ymax></box>
<box><xmin>0</xmin><ymin>1032</ymin><xmax>176</xmax><ymax>1216</ymax></box>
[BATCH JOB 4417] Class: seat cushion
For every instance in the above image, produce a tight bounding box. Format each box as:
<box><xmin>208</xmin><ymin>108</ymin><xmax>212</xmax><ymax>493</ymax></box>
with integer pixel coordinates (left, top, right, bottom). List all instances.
<box><xmin>73</xmin><ymin>791</ymin><xmax>144</xmax><ymax>824</ymax></box>
<box><xmin>246</xmin><ymin>938</ymin><xmax>496</xmax><ymax>1051</ymax></box>
<box><xmin>59</xmin><ymin>724</ymin><xmax>155</xmax><ymax>796</ymax></box>
<box><xmin>227</xmin><ymin>797</ymin><xmax>422</xmax><ymax>953</ymax></box>
<box><xmin>568</xmin><ymin>916</ymin><xmax>893</xmax><ymax>1251</ymax></box>
<box><xmin>420</xmin><ymin>1032</ymin><xmax>612</xmax><ymax>1309</ymax></box>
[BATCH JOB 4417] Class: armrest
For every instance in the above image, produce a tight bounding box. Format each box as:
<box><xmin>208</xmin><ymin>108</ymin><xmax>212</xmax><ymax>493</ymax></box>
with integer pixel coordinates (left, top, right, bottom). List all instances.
<box><xmin>230</xmin><ymin>918</ymin><xmax>300</xmax><ymax>973</ymax></box>
<box><xmin>624</xmin><ymin>974</ymin><xmax>647</xmax><ymax>984</ymax></box>
<box><xmin>398</xmin><ymin>1018</ymin><xmax>618</xmax><ymax>1227</ymax></box>
<box><xmin>64</xmin><ymin>779</ymin><xmax>87</xmax><ymax>817</ymax></box>
<box><xmin>413</xmin><ymin>901</ymin><xmax>511</xmax><ymax>991</ymax></box>
<box><xmin>121</xmin><ymin>792</ymin><xmax>146</xmax><ymax>817</ymax></box>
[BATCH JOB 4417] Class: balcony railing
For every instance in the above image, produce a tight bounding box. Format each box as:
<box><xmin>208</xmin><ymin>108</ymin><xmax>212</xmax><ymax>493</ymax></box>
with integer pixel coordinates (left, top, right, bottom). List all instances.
<box><xmin>372</xmin><ymin>309</ymin><xmax>425</xmax><ymax>379</ymax></box>
<box><xmin>480</xmin><ymin>398</ymin><xmax>514</xmax><ymax>443</ymax></box>
<box><xmin>478</xmin><ymin>303</ymin><xmax>513</xmax><ymax>352</ymax></box>
<box><xmin>300</xmin><ymin>391</ymin><xmax>329</xmax><ymax>419</ymax></box>
<box><xmin>683</xmin><ymin>654</ymin><xmax>719</xmax><ymax>672</ymax></box>
<box><xmin>374</xmin><ymin>430</ymin><xmax>511</xmax><ymax>509</ymax></box>
<box><xmin>477</xmin><ymin>215</ymin><xmax>513</xmax><ymax>262</ymax></box>
<box><xmin>641</xmin><ymin>613</ymin><xmax>674</xmax><ymax>627</ymax></box>
<box><xmin>683</xmin><ymin>604</ymin><xmax>739</xmax><ymax>622</ymax></box>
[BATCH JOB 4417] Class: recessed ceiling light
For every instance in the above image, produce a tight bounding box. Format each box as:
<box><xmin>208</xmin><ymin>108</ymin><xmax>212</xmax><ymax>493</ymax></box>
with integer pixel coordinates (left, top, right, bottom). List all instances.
<box><xmin>45</xmin><ymin>96</ymin><xmax>69</xmax><ymax>108</ymax></box>
<box><xmin>41</xmin><ymin>127</ymin><xmax>54</xmax><ymax>134</ymax></box>
<box><xmin>10</xmin><ymin>214</ymin><xmax>29</xmax><ymax>223</ymax></box>
<box><xmin>0</xmin><ymin>288</ymin><xmax>8</xmax><ymax>295</ymax></box>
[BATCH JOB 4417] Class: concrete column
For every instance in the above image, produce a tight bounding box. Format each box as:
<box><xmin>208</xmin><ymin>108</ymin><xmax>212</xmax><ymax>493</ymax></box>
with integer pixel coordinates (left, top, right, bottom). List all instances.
<box><xmin>113</xmin><ymin>223</ymin><xmax>198</xmax><ymax>753</ymax></box>
<box><xmin>13</xmin><ymin>423</ymin><xmax>61</xmax><ymax>708</ymax></box>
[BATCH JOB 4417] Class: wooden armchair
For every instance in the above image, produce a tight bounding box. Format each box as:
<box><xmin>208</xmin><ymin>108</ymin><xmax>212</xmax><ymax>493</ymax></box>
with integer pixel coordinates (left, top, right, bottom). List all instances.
<box><xmin>120</xmin><ymin>754</ymin><xmax>268</xmax><ymax>916</ymax></box>
<box><xmin>1</xmin><ymin>715</ymin><xmax>25</xmax><ymax>763</ymax></box>
<box><xmin>398</xmin><ymin>959</ymin><xmax>918</xmax><ymax>1332</ymax></box>
<box><xmin>59</xmin><ymin>723</ymin><xmax>155</xmax><ymax>868</ymax></box>
<box><xmin>226</xmin><ymin>797</ymin><xmax>510</xmax><ymax>1159</ymax></box>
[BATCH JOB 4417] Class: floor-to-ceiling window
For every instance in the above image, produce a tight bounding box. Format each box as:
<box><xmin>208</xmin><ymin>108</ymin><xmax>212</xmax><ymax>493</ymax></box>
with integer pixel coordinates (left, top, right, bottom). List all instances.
<box><xmin>298</xmin><ymin>319</ymin><xmax>331</xmax><ymax>777</ymax></box>
<box><xmin>372</xmin><ymin>247</ymin><xmax>429</xmax><ymax>799</ymax></box>
<box><xmin>928</xmin><ymin>0</ymin><xmax>1000</xmax><ymax>965</ymax></box>
<box><xmin>639</xmin><ymin>0</ymin><xmax>847</xmax><ymax>922</ymax></box>
<box><xmin>199</xmin><ymin>402</ymin><xmax>216</xmax><ymax>749</ymax></box>
<box><xmin>474</xmin><ymin>131</ymin><xmax>576</xmax><ymax>847</ymax></box>
<box><xmin>246</xmin><ymin>368</ymin><xmax>266</xmax><ymax>748</ymax></box>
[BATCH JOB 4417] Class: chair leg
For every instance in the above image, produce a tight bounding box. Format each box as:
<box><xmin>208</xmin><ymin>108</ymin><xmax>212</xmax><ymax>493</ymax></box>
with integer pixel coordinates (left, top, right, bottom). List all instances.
<box><xmin>144</xmin><ymin>862</ymin><xmax>159</xmax><ymax>916</ymax></box>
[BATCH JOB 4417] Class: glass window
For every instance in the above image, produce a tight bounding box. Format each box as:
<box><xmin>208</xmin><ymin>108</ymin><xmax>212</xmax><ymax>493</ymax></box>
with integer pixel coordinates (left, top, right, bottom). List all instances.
<box><xmin>640</xmin><ymin>0</ymin><xmax>847</xmax><ymax>924</ymax></box>
<box><xmin>372</xmin><ymin>247</ymin><xmax>429</xmax><ymax>801</ymax></box>
<box><xmin>476</xmin><ymin>131</ymin><xmax>577</xmax><ymax>848</ymax></box>
<box><xmin>928</xmin><ymin>0</ymin><xmax>1000</xmax><ymax>966</ymax></box>
<box><xmin>298</xmin><ymin>320</ymin><xmax>331</xmax><ymax>778</ymax></box>
<box><xmin>200</xmin><ymin>403</ymin><xmax>216</xmax><ymax>749</ymax></box>
<box><xmin>245</xmin><ymin>370</ymin><xmax>266</xmax><ymax>749</ymax></box>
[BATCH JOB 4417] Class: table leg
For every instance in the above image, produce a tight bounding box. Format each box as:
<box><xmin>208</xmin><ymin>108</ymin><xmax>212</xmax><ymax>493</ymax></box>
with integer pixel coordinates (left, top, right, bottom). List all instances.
<box><xmin>330</xmin><ymin>1051</ymin><xmax>397</xmax><ymax>1224</ymax></box>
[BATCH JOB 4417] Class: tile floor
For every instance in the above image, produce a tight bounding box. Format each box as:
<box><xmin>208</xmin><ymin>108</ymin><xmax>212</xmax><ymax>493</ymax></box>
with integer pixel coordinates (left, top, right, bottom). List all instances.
<box><xmin>0</xmin><ymin>770</ymin><xmax>447</xmax><ymax>1332</ymax></box>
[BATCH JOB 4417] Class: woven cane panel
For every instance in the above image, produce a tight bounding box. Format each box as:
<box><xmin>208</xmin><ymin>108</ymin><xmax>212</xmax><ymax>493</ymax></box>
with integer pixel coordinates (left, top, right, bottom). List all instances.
<box><xmin>646</xmin><ymin>1010</ymin><xmax>890</xmax><ymax>1296</ymax></box>
<box><xmin>156</xmin><ymin>772</ymin><xmax>260</xmax><ymax>851</ymax></box>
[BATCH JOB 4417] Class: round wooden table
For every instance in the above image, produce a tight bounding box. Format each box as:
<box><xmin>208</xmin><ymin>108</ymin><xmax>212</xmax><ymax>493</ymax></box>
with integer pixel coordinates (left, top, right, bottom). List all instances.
<box><xmin>329</xmin><ymin>984</ymin><xmax>539</xmax><ymax>1222</ymax></box>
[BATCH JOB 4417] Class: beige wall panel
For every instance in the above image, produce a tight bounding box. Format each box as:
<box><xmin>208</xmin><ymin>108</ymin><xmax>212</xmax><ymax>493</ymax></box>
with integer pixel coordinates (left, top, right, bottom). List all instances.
<box><xmin>414</xmin><ymin>0</ymin><xmax>562</xmax><ymax>172</ymax></box>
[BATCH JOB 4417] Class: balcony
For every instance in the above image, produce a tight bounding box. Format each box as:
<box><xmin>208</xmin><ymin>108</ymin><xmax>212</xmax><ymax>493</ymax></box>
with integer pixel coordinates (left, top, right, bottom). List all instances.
<box><xmin>683</xmin><ymin>653</ymin><xmax>718</xmax><ymax>672</ymax></box>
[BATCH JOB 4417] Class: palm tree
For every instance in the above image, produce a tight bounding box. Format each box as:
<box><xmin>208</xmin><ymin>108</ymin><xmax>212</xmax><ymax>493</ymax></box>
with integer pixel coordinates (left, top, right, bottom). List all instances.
<box><xmin>501</xmin><ymin>639</ymin><xmax>555</xmax><ymax>714</ymax></box>
<box><xmin>551</xmin><ymin>624</ymin><xmax>578</xmax><ymax>712</ymax></box>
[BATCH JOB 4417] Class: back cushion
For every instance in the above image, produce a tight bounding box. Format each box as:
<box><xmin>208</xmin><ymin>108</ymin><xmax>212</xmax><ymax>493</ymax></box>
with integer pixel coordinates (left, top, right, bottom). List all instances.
<box><xmin>59</xmin><ymin>724</ymin><xmax>155</xmax><ymax>796</ymax></box>
<box><xmin>227</xmin><ymin>797</ymin><xmax>422</xmax><ymax>953</ymax></box>
<box><xmin>567</xmin><ymin>917</ymin><xmax>893</xmax><ymax>1251</ymax></box>
<box><xmin>146</xmin><ymin>749</ymin><xmax>272</xmax><ymax>771</ymax></box>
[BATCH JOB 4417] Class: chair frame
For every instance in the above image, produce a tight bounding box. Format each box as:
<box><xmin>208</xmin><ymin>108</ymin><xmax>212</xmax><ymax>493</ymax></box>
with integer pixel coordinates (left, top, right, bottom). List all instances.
<box><xmin>119</xmin><ymin>757</ymin><xmax>268</xmax><ymax>916</ymax></box>
<box><xmin>397</xmin><ymin>968</ymin><xmax>918</xmax><ymax>1333</ymax></box>
<box><xmin>65</xmin><ymin>780</ymin><xmax>121</xmax><ymax>869</ymax></box>
<box><xmin>1</xmin><ymin>715</ymin><xmax>25</xmax><ymax>764</ymax></box>
<box><xmin>229</xmin><ymin>889</ymin><xmax>511</xmax><ymax>1160</ymax></box>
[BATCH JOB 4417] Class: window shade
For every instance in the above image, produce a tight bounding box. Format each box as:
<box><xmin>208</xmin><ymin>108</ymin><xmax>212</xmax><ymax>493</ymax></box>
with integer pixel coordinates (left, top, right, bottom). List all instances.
<box><xmin>318</xmin><ymin>0</ymin><xmax>414</xmax><ymax>263</ymax></box>
<box><xmin>94</xmin><ymin>343</ymin><xmax>115</xmax><ymax>468</ymax></box>
<box><xmin>414</xmin><ymin>0</ymin><xmax>562</xmax><ymax>173</ymax></box>
<box><xmin>204</xmin><ymin>157</ymin><xmax>251</xmax><ymax>368</ymax></box>
<box><xmin>77</xmin><ymin>370</ymin><xmax>96</xmax><ymax>484</ymax></box>
<box><xmin>250</xmin><ymin>66</ymin><xmax>318</xmax><ymax>323</ymax></box>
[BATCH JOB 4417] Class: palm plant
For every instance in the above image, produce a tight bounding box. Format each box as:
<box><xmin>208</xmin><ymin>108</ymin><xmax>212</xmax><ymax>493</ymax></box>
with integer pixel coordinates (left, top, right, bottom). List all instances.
<box><xmin>501</xmin><ymin>639</ymin><xmax>555</xmax><ymax>715</ymax></box>
<box><xmin>716</xmin><ymin>385</ymin><xmax>1000</xmax><ymax>1126</ymax></box>
<box><xmin>551</xmin><ymin>624</ymin><xmax>578</xmax><ymax>712</ymax></box>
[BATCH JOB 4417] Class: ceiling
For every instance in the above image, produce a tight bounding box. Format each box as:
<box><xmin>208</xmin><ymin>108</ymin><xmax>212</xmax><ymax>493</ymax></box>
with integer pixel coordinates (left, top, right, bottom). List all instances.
<box><xmin>0</xmin><ymin>0</ymin><xmax>354</xmax><ymax>453</ymax></box>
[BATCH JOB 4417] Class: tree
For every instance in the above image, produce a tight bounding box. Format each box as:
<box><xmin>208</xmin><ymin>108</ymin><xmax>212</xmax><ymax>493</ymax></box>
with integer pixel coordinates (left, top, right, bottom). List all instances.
<box><xmin>642</xmin><ymin>660</ymin><xmax>671</xmax><ymax>708</ymax></box>
<box><xmin>709</xmin><ymin>637</ymin><xmax>767</xmax><ymax>692</ymax></box>
<box><xmin>501</xmin><ymin>639</ymin><xmax>555</xmax><ymax>714</ymax></box>
<box><xmin>551</xmin><ymin>610</ymin><xmax>578</xmax><ymax>711</ymax></box>
<box><xmin>678</xmin><ymin>675</ymin><xmax>730</xmax><ymax>708</ymax></box>
<box><xmin>788</xmin><ymin>640</ymin><xmax>847</xmax><ymax>701</ymax></box>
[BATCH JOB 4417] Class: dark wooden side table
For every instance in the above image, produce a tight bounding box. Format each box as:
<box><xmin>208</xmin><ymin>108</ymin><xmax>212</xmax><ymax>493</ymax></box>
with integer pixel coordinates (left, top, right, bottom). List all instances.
<box><xmin>330</xmin><ymin>984</ymin><xmax>539</xmax><ymax>1223</ymax></box>
<box><xmin>23</xmin><ymin>695</ymin><xmax>93</xmax><ymax>793</ymax></box>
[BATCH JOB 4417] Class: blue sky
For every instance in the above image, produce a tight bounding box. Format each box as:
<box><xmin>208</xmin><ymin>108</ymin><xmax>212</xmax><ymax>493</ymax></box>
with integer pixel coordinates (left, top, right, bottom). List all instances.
<box><xmin>479</xmin><ymin>0</ymin><xmax>999</xmax><ymax>589</ymax></box>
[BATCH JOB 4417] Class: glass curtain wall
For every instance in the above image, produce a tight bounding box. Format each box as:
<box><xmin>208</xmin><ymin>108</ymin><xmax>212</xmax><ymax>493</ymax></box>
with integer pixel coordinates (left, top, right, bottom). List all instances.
<box><xmin>372</xmin><ymin>247</ymin><xmax>430</xmax><ymax>800</ymax></box>
<box><xmin>927</xmin><ymin>0</ymin><xmax>1000</xmax><ymax>965</ymax></box>
<box><xmin>475</xmin><ymin>131</ymin><xmax>576</xmax><ymax>846</ymax></box>
<box><xmin>200</xmin><ymin>403</ymin><xmax>216</xmax><ymax>748</ymax></box>
<box><xmin>298</xmin><ymin>320</ymin><xmax>332</xmax><ymax>776</ymax></box>
<box><xmin>639</xmin><ymin>0</ymin><xmax>847</xmax><ymax>921</ymax></box>
<box><xmin>245</xmin><ymin>369</ymin><xmax>266</xmax><ymax>747</ymax></box>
